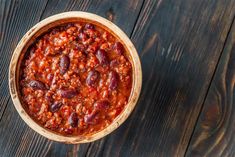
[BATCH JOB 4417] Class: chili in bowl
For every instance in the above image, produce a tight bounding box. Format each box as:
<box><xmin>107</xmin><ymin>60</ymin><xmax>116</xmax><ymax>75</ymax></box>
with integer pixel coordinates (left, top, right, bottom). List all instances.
<box><xmin>9</xmin><ymin>11</ymin><xmax>142</xmax><ymax>143</ymax></box>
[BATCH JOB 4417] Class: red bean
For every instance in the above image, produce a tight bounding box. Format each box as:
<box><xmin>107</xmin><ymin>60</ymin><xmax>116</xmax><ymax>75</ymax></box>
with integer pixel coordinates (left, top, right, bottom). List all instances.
<box><xmin>86</xmin><ymin>70</ymin><xmax>99</xmax><ymax>86</ymax></box>
<box><xmin>79</xmin><ymin>32</ymin><xmax>88</xmax><ymax>41</ymax></box>
<box><xmin>29</xmin><ymin>47</ymin><xmax>35</xmax><ymax>55</ymax></box>
<box><xmin>109</xmin><ymin>71</ymin><xmax>118</xmax><ymax>90</ymax></box>
<box><xmin>45</xmin><ymin>46</ymin><xmax>53</xmax><ymax>55</ymax></box>
<box><xmin>58</xmin><ymin>89</ymin><xmax>78</xmax><ymax>98</ymax></box>
<box><xmin>66</xmin><ymin>23</ymin><xmax>74</xmax><ymax>28</ymax></box>
<box><xmin>113</xmin><ymin>42</ymin><xmax>124</xmax><ymax>55</ymax></box>
<box><xmin>96</xmin><ymin>49</ymin><xmax>108</xmax><ymax>65</ymax></box>
<box><xmin>66</xmin><ymin>26</ymin><xmax>77</xmax><ymax>35</ymax></box>
<box><xmin>87</xmin><ymin>43</ymin><xmax>99</xmax><ymax>54</ymax></box>
<box><xmin>60</xmin><ymin>55</ymin><xmax>70</xmax><ymax>74</ymax></box>
<box><xmin>50</xmin><ymin>102</ymin><xmax>63</xmax><ymax>113</ymax></box>
<box><xmin>68</xmin><ymin>112</ymin><xmax>79</xmax><ymax>127</ymax></box>
<box><xmin>94</xmin><ymin>100</ymin><xmax>109</xmax><ymax>110</ymax></box>
<box><xmin>85</xmin><ymin>23</ymin><xmax>94</xmax><ymax>30</ymax></box>
<box><xmin>47</xmin><ymin>74</ymin><xmax>54</xmax><ymax>82</ymax></box>
<box><xmin>110</xmin><ymin>59</ymin><xmax>118</xmax><ymax>68</ymax></box>
<box><xmin>29</xmin><ymin>80</ymin><xmax>47</xmax><ymax>90</ymax></box>
<box><xmin>84</xmin><ymin>111</ymin><xmax>98</xmax><ymax>124</ymax></box>
<box><xmin>74</xmin><ymin>43</ymin><xmax>86</xmax><ymax>51</ymax></box>
<box><xmin>45</xmin><ymin>95</ymin><xmax>53</xmax><ymax>103</ymax></box>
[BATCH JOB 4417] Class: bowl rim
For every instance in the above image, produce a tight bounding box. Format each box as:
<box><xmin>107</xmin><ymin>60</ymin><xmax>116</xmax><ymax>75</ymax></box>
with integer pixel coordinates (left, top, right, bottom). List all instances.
<box><xmin>9</xmin><ymin>11</ymin><xmax>142</xmax><ymax>144</ymax></box>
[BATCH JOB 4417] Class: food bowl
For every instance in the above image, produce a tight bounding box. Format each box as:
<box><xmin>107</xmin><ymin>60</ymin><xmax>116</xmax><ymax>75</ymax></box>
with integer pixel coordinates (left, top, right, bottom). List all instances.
<box><xmin>9</xmin><ymin>11</ymin><xmax>142</xmax><ymax>143</ymax></box>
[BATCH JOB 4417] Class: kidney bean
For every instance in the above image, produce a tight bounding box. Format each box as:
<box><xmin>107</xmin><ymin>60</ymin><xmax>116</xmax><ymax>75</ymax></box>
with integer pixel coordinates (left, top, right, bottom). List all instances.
<box><xmin>87</xmin><ymin>43</ymin><xmax>99</xmax><ymax>54</ymax></box>
<box><xmin>29</xmin><ymin>47</ymin><xmax>35</xmax><ymax>55</ymax></box>
<box><xmin>50</xmin><ymin>102</ymin><xmax>63</xmax><ymax>113</ymax></box>
<box><xmin>44</xmin><ymin>46</ymin><xmax>53</xmax><ymax>56</ymax></box>
<box><xmin>113</xmin><ymin>42</ymin><xmax>124</xmax><ymax>55</ymax></box>
<box><xmin>84</xmin><ymin>111</ymin><xmax>98</xmax><ymax>124</ymax></box>
<box><xmin>85</xmin><ymin>23</ymin><xmax>94</xmax><ymax>30</ymax></box>
<box><xmin>79</xmin><ymin>32</ymin><xmax>88</xmax><ymax>41</ymax></box>
<box><xmin>45</xmin><ymin>95</ymin><xmax>53</xmax><ymax>103</ymax></box>
<box><xmin>94</xmin><ymin>100</ymin><xmax>109</xmax><ymax>110</ymax></box>
<box><xmin>66</xmin><ymin>23</ymin><xmax>74</xmax><ymax>28</ymax></box>
<box><xmin>86</xmin><ymin>70</ymin><xmax>99</xmax><ymax>86</ymax></box>
<box><xmin>68</xmin><ymin>112</ymin><xmax>79</xmax><ymax>127</ymax></box>
<box><xmin>74</xmin><ymin>43</ymin><xmax>86</xmax><ymax>51</ymax></box>
<box><xmin>29</xmin><ymin>80</ymin><xmax>47</xmax><ymax>90</ymax></box>
<box><xmin>110</xmin><ymin>59</ymin><xmax>118</xmax><ymax>68</ymax></box>
<box><xmin>66</xmin><ymin>26</ymin><xmax>77</xmax><ymax>35</ymax></box>
<box><xmin>58</xmin><ymin>89</ymin><xmax>78</xmax><ymax>98</ymax></box>
<box><xmin>60</xmin><ymin>55</ymin><xmax>70</xmax><ymax>74</ymax></box>
<box><xmin>47</xmin><ymin>74</ymin><xmax>54</xmax><ymax>82</ymax></box>
<box><xmin>96</xmin><ymin>49</ymin><xmax>108</xmax><ymax>65</ymax></box>
<box><xmin>109</xmin><ymin>71</ymin><xmax>118</xmax><ymax>90</ymax></box>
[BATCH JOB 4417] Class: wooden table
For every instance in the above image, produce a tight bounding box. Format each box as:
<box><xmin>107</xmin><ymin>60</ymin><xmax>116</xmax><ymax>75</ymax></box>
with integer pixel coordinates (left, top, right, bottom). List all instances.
<box><xmin>0</xmin><ymin>0</ymin><xmax>234</xmax><ymax>156</ymax></box>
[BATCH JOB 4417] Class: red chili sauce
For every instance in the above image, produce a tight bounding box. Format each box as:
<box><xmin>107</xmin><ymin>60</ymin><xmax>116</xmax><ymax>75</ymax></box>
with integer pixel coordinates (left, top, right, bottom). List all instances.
<box><xmin>19</xmin><ymin>22</ymin><xmax>132</xmax><ymax>135</ymax></box>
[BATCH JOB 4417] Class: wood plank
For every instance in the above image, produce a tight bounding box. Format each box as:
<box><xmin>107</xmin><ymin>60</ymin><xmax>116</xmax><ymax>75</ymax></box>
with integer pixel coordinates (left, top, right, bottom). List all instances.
<box><xmin>0</xmin><ymin>0</ymin><xmax>49</xmax><ymax>123</ymax></box>
<box><xmin>1</xmin><ymin>0</ymin><xmax>235</xmax><ymax>156</ymax></box>
<box><xmin>0</xmin><ymin>0</ymin><xmax>143</xmax><ymax>156</ymax></box>
<box><xmin>83</xmin><ymin>0</ymin><xmax>235</xmax><ymax>156</ymax></box>
<box><xmin>186</xmin><ymin>19</ymin><xmax>235</xmax><ymax>157</ymax></box>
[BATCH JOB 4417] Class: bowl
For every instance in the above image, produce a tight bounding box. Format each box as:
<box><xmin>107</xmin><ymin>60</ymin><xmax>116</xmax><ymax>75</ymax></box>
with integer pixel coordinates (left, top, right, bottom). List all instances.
<box><xmin>9</xmin><ymin>11</ymin><xmax>142</xmax><ymax>144</ymax></box>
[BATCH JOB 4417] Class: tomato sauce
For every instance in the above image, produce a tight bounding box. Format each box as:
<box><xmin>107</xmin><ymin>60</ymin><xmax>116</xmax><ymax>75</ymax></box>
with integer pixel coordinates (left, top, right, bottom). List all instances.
<box><xmin>20</xmin><ymin>22</ymin><xmax>132</xmax><ymax>135</ymax></box>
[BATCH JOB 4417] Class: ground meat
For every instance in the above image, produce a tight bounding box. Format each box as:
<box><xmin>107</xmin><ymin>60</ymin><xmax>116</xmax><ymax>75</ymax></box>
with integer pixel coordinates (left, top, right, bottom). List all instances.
<box><xmin>20</xmin><ymin>22</ymin><xmax>132</xmax><ymax>136</ymax></box>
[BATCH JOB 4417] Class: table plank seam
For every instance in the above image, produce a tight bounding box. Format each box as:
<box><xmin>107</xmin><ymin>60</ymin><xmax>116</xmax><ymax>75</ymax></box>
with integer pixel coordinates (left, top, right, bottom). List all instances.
<box><xmin>85</xmin><ymin>142</ymin><xmax>92</xmax><ymax>157</ymax></box>
<box><xmin>39</xmin><ymin>0</ymin><xmax>49</xmax><ymax>21</ymax></box>
<box><xmin>0</xmin><ymin>0</ymin><xmax>50</xmax><ymax>122</ymax></box>
<box><xmin>130</xmin><ymin>0</ymin><xmax>146</xmax><ymax>38</ymax></box>
<box><xmin>183</xmin><ymin>14</ymin><xmax>235</xmax><ymax>157</ymax></box>
<box><xmin>0</xmin><ymin>96</ymin><xmax>10</xmax><ymax>121</ymax></box>
<box><xmin>82</xmin><ymin>0</ymin><xmax>146</xmax><ymax>156</ymax></box>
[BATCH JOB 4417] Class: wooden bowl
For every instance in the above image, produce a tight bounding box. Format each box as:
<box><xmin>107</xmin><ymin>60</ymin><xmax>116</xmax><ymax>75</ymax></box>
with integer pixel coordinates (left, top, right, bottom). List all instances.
<box><xmin>9</xmin><ymin>11</ymin><xmax>142</xmax><ymax>144</ymax></box>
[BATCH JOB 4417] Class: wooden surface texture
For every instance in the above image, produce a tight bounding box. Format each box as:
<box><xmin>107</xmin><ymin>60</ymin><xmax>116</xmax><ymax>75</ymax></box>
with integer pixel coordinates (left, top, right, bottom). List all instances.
<box><xmin>0</xmin><ymin>0</ymin><xmax>235</xmax><ymax>156</ymax></box>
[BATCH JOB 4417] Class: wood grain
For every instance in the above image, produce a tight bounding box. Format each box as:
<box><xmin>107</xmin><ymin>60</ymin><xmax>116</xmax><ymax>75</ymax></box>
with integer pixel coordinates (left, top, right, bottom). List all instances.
<box><xmin>1</xmin><ymin>0</ymin><xmax>235</xmax><ymax>156</ymax></box>
<box><xmin>0</xmin><ymin>0</ymin><xmax>49</xmax><ymax>122</ymax></box>
<box><xmin>186</xmin><ymin>19</ymin><xmax>235</xmax><ymax>157</ymax></box>
<box><xmin>0</xmin><ymin>0</ymin><xmax>143</xmax><ymax>156</ymax></box>
<box><xmin>82</xmin><ymin>0</ymin><xmax>235</xmax><ymax>156</ymax></box>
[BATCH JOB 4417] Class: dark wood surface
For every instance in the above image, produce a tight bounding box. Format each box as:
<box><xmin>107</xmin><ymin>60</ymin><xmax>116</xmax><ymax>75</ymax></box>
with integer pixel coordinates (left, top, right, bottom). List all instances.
<box><xmin>0</xmin><ymin>0</ymin><xmax>235</xmax><ymax>156</ymax></box>
<box><xmin>186</xmin><ymin>18</ymin><xmax>235</xmax><ymax>157</ymax></box>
